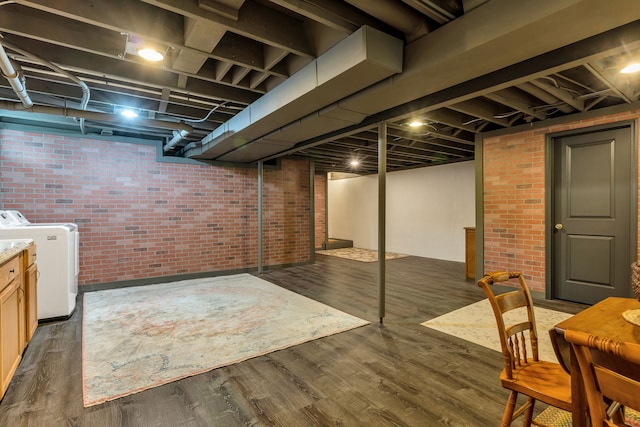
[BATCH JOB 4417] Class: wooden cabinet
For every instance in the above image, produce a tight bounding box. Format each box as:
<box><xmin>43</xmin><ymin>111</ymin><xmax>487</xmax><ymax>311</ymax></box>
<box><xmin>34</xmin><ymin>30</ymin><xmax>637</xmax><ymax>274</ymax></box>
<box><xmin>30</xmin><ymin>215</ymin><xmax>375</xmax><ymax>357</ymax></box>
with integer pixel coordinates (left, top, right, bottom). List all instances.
<box><xmin>0</xmin><ymin>242</ymin><xmax>38</xmax><ymax>399</ymax></box>
<box><xmin>18</xmin><ymin>254</ymin><xmax>26</xmax><ymax>355</ymax></box>
<box><xmin>24</xmin><ymin>243</ymin><xmax>38</xmax><ymax>342</ymax></box>
<box><xmin>0</xmin><ymin>255</ymin><xmax>22</xmax><ymax>398</ymax></box>
<box><xmin>464</xmin><ymin>227</ymin><xmax>476</xmax><ymax>279</ymax></box>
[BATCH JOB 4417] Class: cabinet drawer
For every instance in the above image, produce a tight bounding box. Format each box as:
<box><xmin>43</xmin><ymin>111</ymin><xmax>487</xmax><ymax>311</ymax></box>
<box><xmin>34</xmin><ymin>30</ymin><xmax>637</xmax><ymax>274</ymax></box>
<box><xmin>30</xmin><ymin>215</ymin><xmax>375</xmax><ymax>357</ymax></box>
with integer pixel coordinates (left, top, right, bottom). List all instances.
<box><xmin>0</xmin><ymin>257</ymin><xmax>20</xmax><ymax>287</ymax></box>
<box><xmin>25</xmin><ymin>243</ymin><xmax>36</xmax><ymax>267</ymax></box>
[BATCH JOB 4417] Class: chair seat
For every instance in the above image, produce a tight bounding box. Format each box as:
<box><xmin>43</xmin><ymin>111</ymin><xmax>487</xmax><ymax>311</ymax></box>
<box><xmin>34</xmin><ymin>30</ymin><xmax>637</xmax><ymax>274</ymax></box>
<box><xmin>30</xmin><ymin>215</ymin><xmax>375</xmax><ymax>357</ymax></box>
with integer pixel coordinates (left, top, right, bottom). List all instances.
<box><xmin>501</xmin><ymin>360</ymin><xmax>572</xmax><ymax>411</ymax></box>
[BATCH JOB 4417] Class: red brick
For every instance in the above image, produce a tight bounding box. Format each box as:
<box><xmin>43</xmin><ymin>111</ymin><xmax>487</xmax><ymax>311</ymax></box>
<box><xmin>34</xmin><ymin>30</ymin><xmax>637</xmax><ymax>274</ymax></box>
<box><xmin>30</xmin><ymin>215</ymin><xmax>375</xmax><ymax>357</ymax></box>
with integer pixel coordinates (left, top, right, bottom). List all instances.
<box><xmin>483</xmin><ymin>110</ymin><xmax>640</xmax><ymax>292</ymax></box>
<box><xmin>1</xmin><ymin>129</ymin><xmax>315</xmax><ymax>285</ymax></box>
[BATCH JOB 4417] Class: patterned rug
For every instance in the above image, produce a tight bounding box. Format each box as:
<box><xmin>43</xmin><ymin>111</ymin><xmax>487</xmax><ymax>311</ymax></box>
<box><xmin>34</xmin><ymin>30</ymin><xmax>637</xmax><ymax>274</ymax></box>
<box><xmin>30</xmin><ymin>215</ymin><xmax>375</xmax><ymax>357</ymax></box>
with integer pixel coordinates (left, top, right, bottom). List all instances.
<box><xmin>316</xmin><ymin>247</ymin><xmax>409</xmax><ymax>262</ymax></box>
<box><xmin>534</xmin><ymin>405</ymin><xmax>640</xmax><ymax>426</ymax></box>
<box><xmin>82</xmin><ymin>274</ymin><xmax>369</xmax><ymax>407</ymax></box>
<box><xmin>421</xmin><ymin>299</ymin><xmax>572</xmax><ymax>363</ymax></box>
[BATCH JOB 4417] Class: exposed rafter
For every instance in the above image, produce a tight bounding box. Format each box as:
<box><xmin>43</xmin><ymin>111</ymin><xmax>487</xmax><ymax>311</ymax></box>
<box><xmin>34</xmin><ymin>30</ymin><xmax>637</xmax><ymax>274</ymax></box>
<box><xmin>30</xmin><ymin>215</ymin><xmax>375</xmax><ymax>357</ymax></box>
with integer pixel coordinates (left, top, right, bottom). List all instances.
<box><xmin>0</xmin><ymin>0</ymin><xmax>639</xmax><ymax>175</ymax></box>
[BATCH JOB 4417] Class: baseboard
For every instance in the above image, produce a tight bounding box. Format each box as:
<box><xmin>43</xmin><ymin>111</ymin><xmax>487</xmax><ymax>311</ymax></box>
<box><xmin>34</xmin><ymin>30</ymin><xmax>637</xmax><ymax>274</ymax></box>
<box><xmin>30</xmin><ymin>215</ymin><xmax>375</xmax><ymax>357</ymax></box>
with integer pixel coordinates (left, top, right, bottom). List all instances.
<box><xmin>80</xmin><ymin>260</ymin><xmax>312</xmax><ymax>293</ymax></box>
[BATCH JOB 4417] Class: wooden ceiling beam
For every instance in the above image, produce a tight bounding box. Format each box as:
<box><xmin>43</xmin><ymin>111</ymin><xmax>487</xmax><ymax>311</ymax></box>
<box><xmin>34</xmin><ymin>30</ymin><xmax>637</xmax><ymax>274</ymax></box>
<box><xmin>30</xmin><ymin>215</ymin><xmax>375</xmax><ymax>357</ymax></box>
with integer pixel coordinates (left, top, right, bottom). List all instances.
<box><xmin>5</xmin><ymin>2</ymin><xmax>289</xmax><ymax>77</ymax></box>
<box><xmin>447</xmin><ymin>98</ymin><xmax>511</xmax><ymax>127</ymax></box>
<box><xmin>530</xmin><ymin>78</ymin><xmax>585</xmax><ymax>111</ymax></box>
<box><xmin>139</xmin><ymin>0</ymin><xmax>314</xmax><ymax>57</ymax></box>
<box><xmin>584</xmin><ymin>62</ymin><xmax>635</xmax><ymax>103</ymax></box>
<box><xmin>386</xmin><ymin>123</ymin><xmax>474</xmax><ymax>146</ymax></box>
<box><xmin>15</xmin><ymin>0</ymin><xmax>184</xmax><ymax>44</ymax></box>
<box><xmin>483</xmin><ymin>90</ymin><xmax>547</xmax><ymax>121</ymax></box>
<box><xmin>3</xmin><ymin>35</ymin><xmax>262</xmax><ymax>105</ymax></box>
<box><xmin>0</xmin><ymin>6</ymin><xmax>126</xmax><ymax>58</ymax></box>
<box><xmin>329</xmin><ymin>137</ymin><xmax>448</xmax><ymax>162</ymax></box>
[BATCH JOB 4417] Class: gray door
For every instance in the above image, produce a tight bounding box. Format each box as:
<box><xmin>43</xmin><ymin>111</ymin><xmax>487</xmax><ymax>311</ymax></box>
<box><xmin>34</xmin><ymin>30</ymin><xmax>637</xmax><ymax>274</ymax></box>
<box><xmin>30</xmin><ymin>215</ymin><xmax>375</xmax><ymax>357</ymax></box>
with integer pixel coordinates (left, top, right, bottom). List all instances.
<box><xmin>552</xmin><ymin>125</ymin><xmax>635</xmax><ymax>304</ymax></box>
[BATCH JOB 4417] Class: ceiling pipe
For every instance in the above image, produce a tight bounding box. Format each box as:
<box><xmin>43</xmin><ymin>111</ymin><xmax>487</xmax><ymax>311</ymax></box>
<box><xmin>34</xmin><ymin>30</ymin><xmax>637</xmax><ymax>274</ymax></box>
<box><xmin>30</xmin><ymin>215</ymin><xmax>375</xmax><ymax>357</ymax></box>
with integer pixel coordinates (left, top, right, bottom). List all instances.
<box><xmin>0</xmin><ymin>38</ymin><xmax>91</xmax><ymax>133</ymax></box>
<box><xmin>0</xmin><ymin>41</ymin><xmax>32</xmax><ymax>108</ymax></box>
<box><xmin>0</xmin><ymin>101</ymin><xmax>193</xmax><ymax>134</ymax></box>
<box><xmin>163</xmin><ymin>129</ymin><xmax>190</xmax><ymax>151</ymax></box>
<box><xmin>344</xmin><ymin>0</ymin><xmax>429</xmax><ymax>42</ymax></box>
<box><xmin>163</xmin><ymin>102</ymin><xmax>225</xmax><ymax>152</ymax></box>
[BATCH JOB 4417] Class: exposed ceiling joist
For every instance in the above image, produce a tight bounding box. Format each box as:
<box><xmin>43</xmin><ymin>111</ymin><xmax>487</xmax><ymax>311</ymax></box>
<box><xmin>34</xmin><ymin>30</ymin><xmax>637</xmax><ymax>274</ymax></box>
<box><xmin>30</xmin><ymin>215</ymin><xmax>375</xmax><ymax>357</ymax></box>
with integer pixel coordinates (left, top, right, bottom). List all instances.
<box><xmin>0</xmin><ymin>0</ymin><xmax>639</xmax><ymax>175</ymax></box>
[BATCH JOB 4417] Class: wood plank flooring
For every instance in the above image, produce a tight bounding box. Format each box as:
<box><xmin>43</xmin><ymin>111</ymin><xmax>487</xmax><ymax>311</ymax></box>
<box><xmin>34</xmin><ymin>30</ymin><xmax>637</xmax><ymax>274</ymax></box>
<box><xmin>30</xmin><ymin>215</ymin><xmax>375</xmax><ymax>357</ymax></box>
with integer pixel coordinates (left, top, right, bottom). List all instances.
<box><xmin>0</xmin><ymin>255</ymin><xmax>587</xmax><ymax>426</ymax></box>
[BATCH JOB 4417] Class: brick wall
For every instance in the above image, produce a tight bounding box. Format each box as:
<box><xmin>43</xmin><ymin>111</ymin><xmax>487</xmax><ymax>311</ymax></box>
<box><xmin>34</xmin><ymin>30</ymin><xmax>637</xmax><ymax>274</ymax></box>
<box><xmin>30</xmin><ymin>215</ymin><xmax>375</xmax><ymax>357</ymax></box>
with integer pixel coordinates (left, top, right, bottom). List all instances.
<box><xmin>262</xmin><ymin>161</ymin><xmax>311</xmax><ymax>264</ymax></box>
<box><xmin>483</xmin><ymin>109</ymin><xmax>640</xmax><ymax>292</ymax></box>
<box><xmin>314</xmin><ymin>174</ymin><xmax>326</xmax><ymax>248</ymax></box>
<box><xmin>0</xmin><ymin>129</ymin><xmax>314</xmax><ymax>286</ymax></box>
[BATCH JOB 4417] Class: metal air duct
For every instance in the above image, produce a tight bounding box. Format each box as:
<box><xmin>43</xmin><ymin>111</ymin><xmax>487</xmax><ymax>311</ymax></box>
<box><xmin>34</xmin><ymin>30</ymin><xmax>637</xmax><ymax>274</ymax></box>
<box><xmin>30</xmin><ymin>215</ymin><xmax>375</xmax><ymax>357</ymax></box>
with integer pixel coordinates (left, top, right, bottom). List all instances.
<box><xmin>186</xmin><ymin>26</ymin><xmax>403</xmax><ymax>161</ymax></box>
<box><xmin>192</xmin><ymin>0</ymin><xmax>640</xmax><ymax>165</ymax></box>
<box><xmin>0</xmin><ymin>41</ymin><xmax>32</xmax><ymax>108</ymax></box>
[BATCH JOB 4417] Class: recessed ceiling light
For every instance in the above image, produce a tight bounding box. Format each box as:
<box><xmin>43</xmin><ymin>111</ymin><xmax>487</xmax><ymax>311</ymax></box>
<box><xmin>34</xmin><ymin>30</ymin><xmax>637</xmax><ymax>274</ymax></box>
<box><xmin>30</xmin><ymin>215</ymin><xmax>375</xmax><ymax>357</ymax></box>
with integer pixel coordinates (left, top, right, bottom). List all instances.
<box><xmin>137</xmin><ymin>47</ymin><xmax>164</xmax><ymax>62</ymax></box>
<box><xmin>621</xmin><ymin>62</ymin><xmax>640</xmax><ymax>74</ymax></box>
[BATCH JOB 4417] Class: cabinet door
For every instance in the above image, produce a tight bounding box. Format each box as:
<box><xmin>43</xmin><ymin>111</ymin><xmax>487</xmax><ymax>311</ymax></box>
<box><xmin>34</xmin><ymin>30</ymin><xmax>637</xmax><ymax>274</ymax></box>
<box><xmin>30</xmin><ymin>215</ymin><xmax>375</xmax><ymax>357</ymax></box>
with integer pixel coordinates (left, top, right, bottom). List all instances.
<box><xmin>25</xmin><ymin>264</ymin><xmax>38</xmax><ymax>342</ymax></box>
<box><xmin>18</xmin><ymin>279</ymin><xmax>26</xmax><ymax>353</ymax></box>
<box><xmin>1</xmin><ymin>279</ymin><xmax>22</xmax><ymax>398</ymax></box>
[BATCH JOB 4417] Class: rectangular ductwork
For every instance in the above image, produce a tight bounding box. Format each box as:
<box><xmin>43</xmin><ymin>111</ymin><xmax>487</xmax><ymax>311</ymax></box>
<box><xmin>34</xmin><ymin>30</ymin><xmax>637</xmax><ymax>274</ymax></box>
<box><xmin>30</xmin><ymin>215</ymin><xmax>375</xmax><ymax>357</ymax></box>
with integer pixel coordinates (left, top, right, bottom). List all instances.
<box><xmin>209</xmin><ymin>0</ymin><xmax>640</xmax><ymax>164</ymax></box>
<box><xmin>217</xmin><ymin>103</ymin><xmax>368</xmax><ymax>162</ymax></box>
<box><xmin>186</xmin><ymin>25</ymin><xmax>402</xmax><ymax>160</ymax></box>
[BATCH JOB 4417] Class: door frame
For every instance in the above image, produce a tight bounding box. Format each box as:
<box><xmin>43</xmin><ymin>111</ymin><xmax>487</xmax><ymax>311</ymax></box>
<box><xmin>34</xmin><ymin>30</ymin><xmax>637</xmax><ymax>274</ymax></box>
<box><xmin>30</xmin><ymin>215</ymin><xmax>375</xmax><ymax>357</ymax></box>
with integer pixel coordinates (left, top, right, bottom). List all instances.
<box><xmin>544</xmin><ymin>120</ymin><xmax>638</xmax><ymax>300</ymax></box>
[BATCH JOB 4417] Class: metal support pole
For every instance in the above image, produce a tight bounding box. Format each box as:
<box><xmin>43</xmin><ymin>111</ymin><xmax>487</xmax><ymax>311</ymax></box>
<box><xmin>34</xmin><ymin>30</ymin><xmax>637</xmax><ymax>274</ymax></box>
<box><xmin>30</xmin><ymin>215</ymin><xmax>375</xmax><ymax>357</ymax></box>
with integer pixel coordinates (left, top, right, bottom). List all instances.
<box><xmin>309</xmin><ymin>160</ymin><xmax>316</xmax><ymax>263</ymax></box>
<box><xmin>325</xmin><ymin>173</ymin><xmax>329</xmax><ymax>247</ymax></box>
<box><xmin>378</xmin><ymin>121</ymin><xmax>387</xmax><ymax>323</ymax></box>
<box><xmin>258</xmin><ymin>160</ymin><xmax>263</xmax><ymax>274</ymax></box>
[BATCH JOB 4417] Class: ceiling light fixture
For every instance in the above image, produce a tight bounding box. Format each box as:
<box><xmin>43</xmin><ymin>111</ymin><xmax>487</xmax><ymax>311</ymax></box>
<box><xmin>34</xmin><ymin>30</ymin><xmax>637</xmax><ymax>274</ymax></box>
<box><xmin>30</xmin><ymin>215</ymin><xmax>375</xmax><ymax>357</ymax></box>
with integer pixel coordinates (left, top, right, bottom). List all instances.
<box><xmin>120</xmin><ymin>108</ymin><xmax>139</xmax><ymax>118</ymax></box>
<box><xmin>137</xmin><ymin>47</ymin><xmax>164</xmax><ymax>62</ymax></box>
<box><xmin>621</xmin><ymin>62</ymin><xmax>640</xmax><ymax>74</ymax></box>
<box><xmin>408</xmin><ymin>120</ymin><xmax>424</xmax><ymax>128</ymax></box>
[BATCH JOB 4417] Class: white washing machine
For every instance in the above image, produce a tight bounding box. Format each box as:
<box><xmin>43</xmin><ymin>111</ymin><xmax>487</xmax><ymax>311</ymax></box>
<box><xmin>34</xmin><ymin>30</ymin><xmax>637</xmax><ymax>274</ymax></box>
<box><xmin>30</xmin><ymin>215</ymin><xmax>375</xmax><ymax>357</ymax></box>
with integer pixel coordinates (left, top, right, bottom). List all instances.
<box><xmin>0</xmin><ymin>210</ymin><xmax>79</xmax><ymax>321</ymax></box>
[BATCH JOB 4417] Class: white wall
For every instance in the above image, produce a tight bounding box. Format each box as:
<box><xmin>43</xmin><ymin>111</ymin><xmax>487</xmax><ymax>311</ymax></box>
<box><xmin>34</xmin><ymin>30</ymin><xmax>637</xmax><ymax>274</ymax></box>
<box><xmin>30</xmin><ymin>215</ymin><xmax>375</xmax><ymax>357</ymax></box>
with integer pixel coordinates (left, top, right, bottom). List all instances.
<box><xmin>327</xmin><ymin>161</ymin><xmax>475</xmax><ymax>262</ymax></box>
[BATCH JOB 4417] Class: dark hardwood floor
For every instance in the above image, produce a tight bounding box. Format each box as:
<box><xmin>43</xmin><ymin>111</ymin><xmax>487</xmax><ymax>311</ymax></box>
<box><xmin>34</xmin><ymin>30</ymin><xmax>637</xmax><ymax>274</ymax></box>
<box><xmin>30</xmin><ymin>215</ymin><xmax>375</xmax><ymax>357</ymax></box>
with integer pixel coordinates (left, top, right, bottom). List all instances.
<box><xmin>0</xmin><ymin>255</ymin><xmax>586</xmax><ymax>426</ymax></box>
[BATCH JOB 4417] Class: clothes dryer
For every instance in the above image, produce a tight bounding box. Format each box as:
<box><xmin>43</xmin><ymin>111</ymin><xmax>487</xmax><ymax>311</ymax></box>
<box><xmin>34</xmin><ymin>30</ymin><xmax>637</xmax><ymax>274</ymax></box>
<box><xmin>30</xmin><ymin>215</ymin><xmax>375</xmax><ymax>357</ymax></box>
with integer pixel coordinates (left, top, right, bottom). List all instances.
<box><xmin>0</xmin><ymin>210</ymin><xmax>79</xmax><ymax>320</ymax></box>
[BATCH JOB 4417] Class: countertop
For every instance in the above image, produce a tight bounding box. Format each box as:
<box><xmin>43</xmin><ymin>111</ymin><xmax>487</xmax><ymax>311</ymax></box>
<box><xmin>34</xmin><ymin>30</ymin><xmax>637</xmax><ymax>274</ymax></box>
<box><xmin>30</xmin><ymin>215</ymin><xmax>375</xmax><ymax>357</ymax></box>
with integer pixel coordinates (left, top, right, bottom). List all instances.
<box><xmin>0</xmin><ymin>239</ymin><xmax>34</xmax><ymax>265</ymax></box>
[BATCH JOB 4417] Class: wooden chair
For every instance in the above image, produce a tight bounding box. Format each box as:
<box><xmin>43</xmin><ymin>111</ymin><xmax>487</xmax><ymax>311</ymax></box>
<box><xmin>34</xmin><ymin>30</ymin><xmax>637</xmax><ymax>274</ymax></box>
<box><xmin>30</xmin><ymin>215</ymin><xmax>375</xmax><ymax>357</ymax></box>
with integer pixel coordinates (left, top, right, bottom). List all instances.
<box><xmin>564</xmin><ymin>329</ymin><xmax>640</xmax><ymax>426</ymax></box>
<box><xmin>478</xmin><ymin>271</ymin><xmax>572</xmax><ymax>427</ymax></box>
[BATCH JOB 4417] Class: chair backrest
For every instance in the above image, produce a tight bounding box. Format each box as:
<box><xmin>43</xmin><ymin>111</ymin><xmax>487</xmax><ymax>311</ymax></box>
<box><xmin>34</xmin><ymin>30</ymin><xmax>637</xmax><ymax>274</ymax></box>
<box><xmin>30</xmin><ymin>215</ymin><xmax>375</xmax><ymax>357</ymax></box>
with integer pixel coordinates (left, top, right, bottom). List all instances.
<box><xmin>564</xmin><ymin>329</ymin><xmax>640</xmax><ymax>427</ymax></box>
<box><xmin>477</xmin><ymin>271</ymin><xmax>539</xmax><ymax>379</ymax></box>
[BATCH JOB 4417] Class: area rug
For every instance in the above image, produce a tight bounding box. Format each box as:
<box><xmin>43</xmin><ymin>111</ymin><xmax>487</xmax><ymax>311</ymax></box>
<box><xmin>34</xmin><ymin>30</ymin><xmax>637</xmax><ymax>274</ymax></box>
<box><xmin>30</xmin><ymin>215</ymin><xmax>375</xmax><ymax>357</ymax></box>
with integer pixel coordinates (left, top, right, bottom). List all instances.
<box><xmin>421</xmin><ymin>298</ymin><xmax>573</xmax><ymax>362</ymax></box>
<box><xmin>532</xmin><ymin>401</ymin><xmax>640</xmax><ymax>426</ymax></box>
<box><xmin>316</xmin><ymin>247</ymin><xmax>409</xmax><ymax>262</ymax></box>
<box><xmin>82</xmin><ymin>273</ymin><xmax>369</xmax><ymax>407</ymax></box>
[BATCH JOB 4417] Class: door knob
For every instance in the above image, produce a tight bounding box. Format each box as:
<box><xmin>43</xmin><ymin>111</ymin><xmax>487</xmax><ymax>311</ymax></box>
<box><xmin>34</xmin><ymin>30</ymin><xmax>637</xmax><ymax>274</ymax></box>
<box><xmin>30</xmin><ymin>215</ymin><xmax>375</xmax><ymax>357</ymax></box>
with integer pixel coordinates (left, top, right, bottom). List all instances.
<box><xmin>555</xmin><ymin>224</ymin><xmax>564</xmax><ymax>230</ymax></box>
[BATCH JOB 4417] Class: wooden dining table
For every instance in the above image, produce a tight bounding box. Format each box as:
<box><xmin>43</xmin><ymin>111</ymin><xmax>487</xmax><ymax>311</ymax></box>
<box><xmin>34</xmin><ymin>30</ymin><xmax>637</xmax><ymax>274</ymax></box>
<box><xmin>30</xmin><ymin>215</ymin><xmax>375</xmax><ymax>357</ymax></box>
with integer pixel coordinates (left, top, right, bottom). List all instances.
<box><xmin>553</xmin><ymin>297</ymin><xmax>640</xmax><ymax>426</ymax></box>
